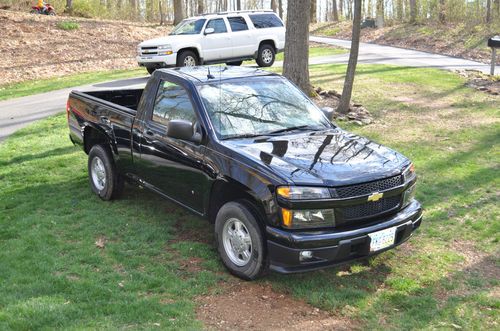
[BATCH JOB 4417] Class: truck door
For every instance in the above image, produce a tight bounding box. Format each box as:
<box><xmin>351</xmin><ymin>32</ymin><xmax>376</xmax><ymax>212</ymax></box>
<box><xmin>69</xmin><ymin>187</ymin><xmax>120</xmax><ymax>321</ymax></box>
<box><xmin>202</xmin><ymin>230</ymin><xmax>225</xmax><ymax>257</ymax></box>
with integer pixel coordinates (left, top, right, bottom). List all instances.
<box><xmin>135</xmin><ymin>79</ymin><xmax>208</xmax><ymax>214</ymax></box>
<box><xmin>227</xmin><ymin>16</ymin><xmax>254</xmax><ymax>57</ymax></box>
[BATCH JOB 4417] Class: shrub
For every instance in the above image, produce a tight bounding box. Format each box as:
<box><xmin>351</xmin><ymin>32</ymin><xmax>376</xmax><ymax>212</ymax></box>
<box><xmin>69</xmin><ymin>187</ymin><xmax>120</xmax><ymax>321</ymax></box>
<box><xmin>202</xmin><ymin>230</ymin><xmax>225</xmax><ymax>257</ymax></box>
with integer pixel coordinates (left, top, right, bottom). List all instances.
<box><xmin>56</xmin><ymin>21</ymin><xmax>80</xmax><ymax>31</ymax></box>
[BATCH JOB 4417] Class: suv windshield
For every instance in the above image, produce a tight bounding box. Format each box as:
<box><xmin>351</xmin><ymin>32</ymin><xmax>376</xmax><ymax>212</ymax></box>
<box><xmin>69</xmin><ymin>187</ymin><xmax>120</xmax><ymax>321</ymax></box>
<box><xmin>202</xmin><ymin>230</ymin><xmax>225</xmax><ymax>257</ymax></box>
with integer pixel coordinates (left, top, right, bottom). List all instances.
<box><xmin>170</xmin><ymin>19</ymin><xmax>206</xmax><ymax>35</ymax></box>
<box><xmin>198</xmin><ymin>77</ymin><xmax>332</xmax><ymax>139</ymax></box>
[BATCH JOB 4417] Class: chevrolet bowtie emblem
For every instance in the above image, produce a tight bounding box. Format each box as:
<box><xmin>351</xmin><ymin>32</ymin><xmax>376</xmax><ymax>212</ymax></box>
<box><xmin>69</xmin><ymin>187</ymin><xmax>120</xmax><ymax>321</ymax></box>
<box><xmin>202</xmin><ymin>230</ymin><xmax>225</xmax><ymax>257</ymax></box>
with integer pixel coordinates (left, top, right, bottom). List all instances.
<box><xmin>367</xmin><ymin>192</ymin><xmax>384</xmax><ymax>202</ymax></box>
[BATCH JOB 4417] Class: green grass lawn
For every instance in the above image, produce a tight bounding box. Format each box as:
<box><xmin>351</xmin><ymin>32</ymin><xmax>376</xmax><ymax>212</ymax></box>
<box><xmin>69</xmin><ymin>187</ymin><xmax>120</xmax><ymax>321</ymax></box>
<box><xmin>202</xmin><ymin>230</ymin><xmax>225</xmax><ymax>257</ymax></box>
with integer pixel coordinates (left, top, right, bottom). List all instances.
<box><xmin>0</xmin><ymin>68</ymin><xmax>146</xmax><ymax>102</ymax></box>
<box><xmin>0</xmin><ymin>64</ymin><xmax>498</xmax><ymax>329</ymax></box>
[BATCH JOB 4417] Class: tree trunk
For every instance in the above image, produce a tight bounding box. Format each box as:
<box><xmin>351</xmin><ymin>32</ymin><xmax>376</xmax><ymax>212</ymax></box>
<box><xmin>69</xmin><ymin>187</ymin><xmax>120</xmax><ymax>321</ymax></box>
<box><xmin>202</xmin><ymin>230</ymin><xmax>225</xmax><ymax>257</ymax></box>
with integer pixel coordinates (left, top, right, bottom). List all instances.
<box><xmin>332</xmin><ymin>0</ymin><xmax>339</xmax><ymax>21</ymax></box>
<box><xmin>65</xmin><ymin>0</ymin><xmax>73</xmax><ymax>13</ymax></box>
<box><xmin>278</xmin><ymin>0</ymin><xmax>283</xmax><ymax>18</ymax></box>
<box><xmin>486</xmin><ymin>0</ymin><xmax>492</xmax><ymax>23</ymax></box>
<box><xmin>271</xmin><ymin>0</ymin><xmax>277</xmax><ymax>12</ymax></box>
<box><xmin>283</xmin><ymin>0</ymin><xmax>311</xmax><ymax>95</ymax></box>
<box><xmin>174</xmin><ymin>0</ymin><xmax>185</xmax><ymax>25</ymax></box>
<box><xmin>310</xmin><ymin>0</ymin><xmax>317</xmax><ymax>23</ymax></box>
<box><xmin>339</xmin><ymin>0</ymin><xmax>343</xmax><ymax>18</ymax></box>
<box><xmin>237</xmin><ymin>0</ymin><xmax>241</xmax><ymax>10</ymax></box>
<box><xmin>409</xmin><ymin>0</ymin><xmax>417</xmax><ymax>23</ymax></box>
<box><xmin>338</xmin><ymin>0</ymin><xmax>361</xmax><ymax>114</ymax></box>
<box><xmin>159</xmin><ymin>0</ymin><xmax>165</xmax><ymax>25</ymax></box>
<box><xmin>396</xmin><ymin>0</ymin><xmax>403</xmax><ymax>20</ymax></box>
<box><xmin>197</xmin><ymin>0</ymin><xmax>204</xmax><ymax>14</ymax></box>
<box><xmin>375</xmin><ymin>0</ymin><xmax>384</xmax><ymax>27</ymax></box>
<box><xmin>438</xmin><ymin>0</ymin><xmax>446</xmax><ymax>23</ymax></box>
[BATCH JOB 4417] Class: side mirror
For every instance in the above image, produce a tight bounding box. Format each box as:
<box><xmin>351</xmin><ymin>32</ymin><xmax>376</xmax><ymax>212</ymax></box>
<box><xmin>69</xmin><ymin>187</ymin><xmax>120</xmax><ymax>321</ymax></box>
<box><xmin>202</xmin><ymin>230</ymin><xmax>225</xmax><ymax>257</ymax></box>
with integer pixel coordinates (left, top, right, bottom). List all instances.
<box><xmin>167</xmin><ymin>120</ymin><xmax>202</xmax><ymax>144</ymax></box>
<box><xmin>204</xmin><ymin>27</ymin><xmax>215</xmax><ymax>35</ymax></box>
<box><xmin>321</xmin><ymin>107</ymin><xmax>335</xmax><ymax>121</ymax></box>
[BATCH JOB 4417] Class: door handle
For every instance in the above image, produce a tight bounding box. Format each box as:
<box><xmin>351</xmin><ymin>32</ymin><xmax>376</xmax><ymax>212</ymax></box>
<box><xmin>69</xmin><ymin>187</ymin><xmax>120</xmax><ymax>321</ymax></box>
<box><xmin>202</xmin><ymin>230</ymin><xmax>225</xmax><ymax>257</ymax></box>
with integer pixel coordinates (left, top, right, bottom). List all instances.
<box><xmin>100</xmin><ymin>116</ymin><xmax>111</xmax><ymax>125</ymax></box>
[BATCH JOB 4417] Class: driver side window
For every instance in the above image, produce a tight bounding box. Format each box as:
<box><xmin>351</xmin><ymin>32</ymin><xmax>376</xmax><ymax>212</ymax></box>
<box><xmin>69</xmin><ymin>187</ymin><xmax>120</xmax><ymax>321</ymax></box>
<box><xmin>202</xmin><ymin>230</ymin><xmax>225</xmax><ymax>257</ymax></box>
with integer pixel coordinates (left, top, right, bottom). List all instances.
<box><xmin>152</xmin><ymin>81</ymin><xmax>197</xmax><ymax>126</ymax></box>
<box><xmin>205</xmin><ymin>18</ymin><xmax>227</xmax><ymax>34</ymax></box>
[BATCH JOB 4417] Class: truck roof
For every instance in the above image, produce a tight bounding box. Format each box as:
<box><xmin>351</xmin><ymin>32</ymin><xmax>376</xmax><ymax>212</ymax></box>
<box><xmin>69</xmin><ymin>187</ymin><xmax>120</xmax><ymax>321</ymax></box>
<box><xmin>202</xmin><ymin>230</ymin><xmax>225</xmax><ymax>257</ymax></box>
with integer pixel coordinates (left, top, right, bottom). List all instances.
<box><xmin>158</xmin><ymin>66</ymin><xmax>277</xmax><ymax>84</ymax></box>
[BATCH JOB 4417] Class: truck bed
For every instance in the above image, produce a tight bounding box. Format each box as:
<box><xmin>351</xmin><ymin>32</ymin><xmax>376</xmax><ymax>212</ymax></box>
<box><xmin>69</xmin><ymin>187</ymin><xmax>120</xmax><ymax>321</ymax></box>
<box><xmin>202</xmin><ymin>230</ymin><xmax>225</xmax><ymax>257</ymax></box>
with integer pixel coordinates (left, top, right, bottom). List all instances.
<box><xmin>73</xmin><ymin>89</ymin><xmax>144</xmax><ymax>115</ymax></box>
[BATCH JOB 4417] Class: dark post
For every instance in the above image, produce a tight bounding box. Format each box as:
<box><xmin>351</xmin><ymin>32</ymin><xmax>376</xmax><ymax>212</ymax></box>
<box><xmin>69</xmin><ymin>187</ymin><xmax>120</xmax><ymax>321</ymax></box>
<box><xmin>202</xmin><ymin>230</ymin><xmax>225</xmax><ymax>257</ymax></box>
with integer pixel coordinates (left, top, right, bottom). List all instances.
<box><xmin>488</xmin><ymin>36</ymin><xmax>500</xmax><ymax>75</ymax></box>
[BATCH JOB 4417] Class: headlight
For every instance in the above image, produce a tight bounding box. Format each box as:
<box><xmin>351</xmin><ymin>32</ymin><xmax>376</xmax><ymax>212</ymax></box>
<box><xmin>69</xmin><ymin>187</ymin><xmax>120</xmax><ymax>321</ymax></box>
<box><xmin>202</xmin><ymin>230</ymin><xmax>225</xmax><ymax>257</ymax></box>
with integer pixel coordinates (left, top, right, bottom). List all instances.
<box><xmin>277</xmin><ymin>186</ymin><xmax>331</xmax><ymax>200</ymax></box>
<box><xmin>402</xmin><ymin>163</ymin><xmax>416</xmax><ymax>182</ymax></box>
<box><xmin>402</xmin><ymin>183</ymin><xmax>416</xmax><ymax>207</ymax></box>
<box><xmin>281</xmin><ymin>208</ymin><xmax>335</xmax><ymax>229</ymax></box>
<box><xmin>157</xmin><ymin>44</ymin><xmax>172</xmax><ymax>50</ymax></box>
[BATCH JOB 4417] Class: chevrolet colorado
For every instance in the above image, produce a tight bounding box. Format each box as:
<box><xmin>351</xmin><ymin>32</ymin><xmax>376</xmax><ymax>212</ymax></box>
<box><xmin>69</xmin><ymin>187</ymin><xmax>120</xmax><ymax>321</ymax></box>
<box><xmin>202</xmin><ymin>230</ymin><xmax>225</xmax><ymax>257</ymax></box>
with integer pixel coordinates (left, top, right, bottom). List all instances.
<box><xmin>67</xmin><ymin>66</ymin><xmax>422</xmax><ymax>280</ymax></box>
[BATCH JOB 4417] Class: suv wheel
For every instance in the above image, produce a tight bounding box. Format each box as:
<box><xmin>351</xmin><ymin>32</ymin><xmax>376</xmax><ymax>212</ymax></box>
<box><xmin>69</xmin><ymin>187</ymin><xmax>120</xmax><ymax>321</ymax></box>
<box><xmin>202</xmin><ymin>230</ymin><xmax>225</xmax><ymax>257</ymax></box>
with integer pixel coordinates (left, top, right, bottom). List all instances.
<box><xmin>88</xmin><ymin>145</ymin><xmax>124</xmax><ymax>201</ymax></box>
<box><xmin>256</xmin><ymin>44</ymin><xmax>275</xmax><ymax>67</ymax></box>
<box><xmin>215</xmin><ymin>201</ymin><xmax>268</xmax><ymax>280</ymax></box>
<box><xmin>177</xmin><ymin>50</ymin><xmax>198</xmax><ymax>67</ymax></box>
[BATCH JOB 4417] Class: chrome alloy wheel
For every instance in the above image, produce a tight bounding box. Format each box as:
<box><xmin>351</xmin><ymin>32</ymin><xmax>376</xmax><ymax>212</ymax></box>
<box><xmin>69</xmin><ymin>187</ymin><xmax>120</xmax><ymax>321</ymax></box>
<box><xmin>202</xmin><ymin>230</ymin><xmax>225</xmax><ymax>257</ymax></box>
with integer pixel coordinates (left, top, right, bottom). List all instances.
<box><xmin>91</xmin><ymin>156</ymin><xmax>106</xmax><ymax>191</ymax></box>
<box><xmin>222</xmin><ymin>218</ymin><xmax>253</xmax><ymax>266</ymax></box>
<box><xmin>183</xmin><ymin>55</ymin><xmax>196</xmax><ymax>67</ymax></box>
<box><xmin>262</xmin><ymin>49</ymin><xmax>273</xmax><ymax>64</ymax></box>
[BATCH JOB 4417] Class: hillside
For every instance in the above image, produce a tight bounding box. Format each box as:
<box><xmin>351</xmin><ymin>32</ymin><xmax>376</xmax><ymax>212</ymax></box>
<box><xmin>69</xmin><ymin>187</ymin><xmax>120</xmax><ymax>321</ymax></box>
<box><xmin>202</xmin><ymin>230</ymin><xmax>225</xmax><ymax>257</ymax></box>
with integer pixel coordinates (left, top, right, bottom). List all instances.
<box><xmin>311</xmin><ymin>21</ymin><xmax>500</xmax><ymax>65</ymax></box>
<box><xmin>0</xmin><ymin>10</ymin><xmax>171</xmax><ymax>85</ymax></box>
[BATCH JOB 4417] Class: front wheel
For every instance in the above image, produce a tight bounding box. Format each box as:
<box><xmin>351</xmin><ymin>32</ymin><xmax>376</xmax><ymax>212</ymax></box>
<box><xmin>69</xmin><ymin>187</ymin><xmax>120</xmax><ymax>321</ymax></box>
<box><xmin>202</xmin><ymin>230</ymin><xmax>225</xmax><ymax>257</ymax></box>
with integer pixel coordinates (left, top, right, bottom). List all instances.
<box><xmin>177</xmin><ymin>50</ymin><xmax>198</xmax><ymax>67</ymax></box>
<box><xmin>256</xmin><ymin>44</ymin><xmax>275</xmax><ymax>67</ymax></box>
<box><xmin>48</xmin><ymin>11</ymin><xmax>56</xmax><ymax>16</ymax></box>
<box><xmin>215</xmin><ymin>201</ymin><xmax>268</xmax><ymax>280</ymax></box>
<box><xmin>88</xmin><ymin>145</ymin><xmax>124</xmax><ymax>201</ymax></box>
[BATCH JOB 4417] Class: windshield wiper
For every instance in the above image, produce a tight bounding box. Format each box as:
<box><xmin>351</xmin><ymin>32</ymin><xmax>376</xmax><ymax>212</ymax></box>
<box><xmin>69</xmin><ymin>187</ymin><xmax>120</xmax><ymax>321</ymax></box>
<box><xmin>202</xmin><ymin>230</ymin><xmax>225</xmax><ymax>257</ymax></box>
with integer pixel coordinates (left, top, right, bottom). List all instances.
<box><xmin>267</xmin><ymin>125</ymin><xmax>322</xmax><ymax>135</ymax></box>
<box><xmin>221</xmin><ymin>133</ymin><xmax>266</xmax><ymax>140</ymax></box>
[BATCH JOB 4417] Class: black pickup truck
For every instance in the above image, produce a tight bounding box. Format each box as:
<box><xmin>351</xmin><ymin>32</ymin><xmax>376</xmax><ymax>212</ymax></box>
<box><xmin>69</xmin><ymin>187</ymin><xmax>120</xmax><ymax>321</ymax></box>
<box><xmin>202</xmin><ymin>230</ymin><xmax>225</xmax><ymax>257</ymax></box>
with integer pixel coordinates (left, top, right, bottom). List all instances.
<box><xmin>67</xmin><ymin>66</ymin><xmax>422</xmax><ymax>280</ymax></box>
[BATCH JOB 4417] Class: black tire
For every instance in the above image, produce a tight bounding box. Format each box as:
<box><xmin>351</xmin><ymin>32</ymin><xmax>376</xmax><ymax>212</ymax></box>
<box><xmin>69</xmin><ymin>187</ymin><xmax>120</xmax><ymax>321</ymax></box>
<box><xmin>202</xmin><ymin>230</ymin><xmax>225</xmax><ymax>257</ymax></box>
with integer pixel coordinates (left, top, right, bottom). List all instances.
<box><xmin>215</xmin><ymin>201</ymin><xmax>268</xmax><ymax>280</ymax></box>
<box><xmin>146</xmin><ymin>67</ymin><xmax>156</xmax><ymax>75</ymax></box>
<box><xmin>88</xmin><ymin>145</ymin><xmax>124</xmax><ymax>201</ymax></box>
<box><xmin>48</xmin><ymin>11</ymin><xmax>56</xmax><ymax>16</ymax></box>
<box><xmin>226</xmin><ymin>61</ymin><xmax>243</xmax><ymax>66</ymax></box>
<box><xmin>256</xmin><ymin>44</ymin><xmax>275</xmax><ymax>67</ymax></box>
<box><xmin>176</xmin><ymin>50</ymin><xmax>199</xmax><ymax>67</ymax></box>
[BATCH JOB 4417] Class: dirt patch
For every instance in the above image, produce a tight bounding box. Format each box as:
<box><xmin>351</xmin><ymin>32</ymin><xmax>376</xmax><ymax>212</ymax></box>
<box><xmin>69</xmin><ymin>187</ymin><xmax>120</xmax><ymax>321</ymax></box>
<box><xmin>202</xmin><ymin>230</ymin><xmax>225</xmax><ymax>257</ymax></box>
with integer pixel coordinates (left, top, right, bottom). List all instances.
<box><xmin>0</xmin><ymin>9</ymin><xmax>171</xmax><ymax>85</ymax></box>
<box><xmin>196</xmin><ymin>281</ymin><xmax>358</xmax><ymax>330</ymax></box>
<box><xmin>456</xmin><ymin>69</ymin><xmax>500</xmax><ymax>95</ymax></box>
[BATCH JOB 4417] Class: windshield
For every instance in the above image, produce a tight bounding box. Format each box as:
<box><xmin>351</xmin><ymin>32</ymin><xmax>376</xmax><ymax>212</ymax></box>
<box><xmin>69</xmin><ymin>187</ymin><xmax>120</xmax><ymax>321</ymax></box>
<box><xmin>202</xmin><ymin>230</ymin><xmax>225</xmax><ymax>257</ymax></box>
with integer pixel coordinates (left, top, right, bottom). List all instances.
<box><xmin>170</xmin><ymin>19</ymin><xmax>206</xmax><ymax>35</ymax></box>
<box><xmin>198</xmin><ymin>77</ymin><xmax>332</xmax><ymax>139</ymax></box>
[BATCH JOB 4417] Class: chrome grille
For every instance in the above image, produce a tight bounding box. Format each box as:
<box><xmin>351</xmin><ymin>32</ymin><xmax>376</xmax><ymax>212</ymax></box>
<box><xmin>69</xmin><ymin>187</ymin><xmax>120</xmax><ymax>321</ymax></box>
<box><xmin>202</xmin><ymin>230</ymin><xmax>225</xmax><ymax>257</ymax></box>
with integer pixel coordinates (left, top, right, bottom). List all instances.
<box><xmin>332</xmin><ymin>175</ymin><xmax>403</xmax><ymax>199</ymax></box>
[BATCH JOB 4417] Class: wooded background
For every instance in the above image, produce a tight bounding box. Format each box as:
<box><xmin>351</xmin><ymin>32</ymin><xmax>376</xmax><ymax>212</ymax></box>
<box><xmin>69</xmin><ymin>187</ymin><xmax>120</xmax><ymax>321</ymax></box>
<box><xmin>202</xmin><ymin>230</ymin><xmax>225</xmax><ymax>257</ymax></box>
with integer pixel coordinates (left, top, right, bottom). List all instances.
<box><xmin>1</xmin><ymin>0</ymin><xmax>498</xmax><ymax>25</ymax></box>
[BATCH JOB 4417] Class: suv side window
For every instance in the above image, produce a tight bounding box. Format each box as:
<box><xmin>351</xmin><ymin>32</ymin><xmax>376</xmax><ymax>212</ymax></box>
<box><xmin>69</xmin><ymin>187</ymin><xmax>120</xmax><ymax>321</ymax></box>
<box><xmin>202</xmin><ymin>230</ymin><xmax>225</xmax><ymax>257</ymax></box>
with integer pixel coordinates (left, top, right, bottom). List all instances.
<box><xmin>227</xmin><ymin>16</ymin><xmax>248</xmax><ymax>32</ymax></box>
<box><xmin>152</xmin><ymin>81</ymin><xmax>196</xmax><ymax>126</ymax></box>
<box><xmin>206</xmin><ymin>18</ymin><xmax>227</xmax><ymax>33</ymax></box>
<box><xmin>249</xmin><ymin>14</ymin><xmax>284</xmax><ymax>28</ymax></box>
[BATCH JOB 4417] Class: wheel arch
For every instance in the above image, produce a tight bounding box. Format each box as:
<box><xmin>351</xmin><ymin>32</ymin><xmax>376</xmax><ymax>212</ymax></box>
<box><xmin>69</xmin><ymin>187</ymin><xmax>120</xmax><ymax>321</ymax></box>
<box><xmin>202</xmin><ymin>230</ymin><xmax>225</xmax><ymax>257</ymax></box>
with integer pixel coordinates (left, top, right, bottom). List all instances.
<box><xmin>83</xmin><ymin>125</ymin><xmax>116</xmax><ymax>157</ymax></box>
<box><xmin>177</xmin><ymin>47</ymin><xmax>202</xmax><ymax>63</ymax></box>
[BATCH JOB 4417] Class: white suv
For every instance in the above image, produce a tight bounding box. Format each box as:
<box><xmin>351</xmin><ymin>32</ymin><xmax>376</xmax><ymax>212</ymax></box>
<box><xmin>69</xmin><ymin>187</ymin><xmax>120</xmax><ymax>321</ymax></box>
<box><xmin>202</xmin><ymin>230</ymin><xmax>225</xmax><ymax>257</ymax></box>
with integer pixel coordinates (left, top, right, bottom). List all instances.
<box><xmin>136</xmin><ymin>10</ymin><xmax>285</xmax><ymax>74</ymax></box>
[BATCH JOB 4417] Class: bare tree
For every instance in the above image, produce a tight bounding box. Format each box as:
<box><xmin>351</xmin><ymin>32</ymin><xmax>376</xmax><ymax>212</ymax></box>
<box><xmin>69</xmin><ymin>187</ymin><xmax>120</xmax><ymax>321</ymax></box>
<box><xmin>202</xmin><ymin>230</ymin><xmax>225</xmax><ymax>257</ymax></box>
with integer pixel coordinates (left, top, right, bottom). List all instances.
<box><xmin>271</xmin><ymin>0</ymin><xmax>277</xmax><ymax>12</ymax></box>
<box><xmin>65</xmin><ymin>0</ymin><xmax>73</xmax><ymax>13</ymax></box>
<box><xmin>409</xmin><ymin>0</ymin><xmax>417</xmax><ymax>23</ymax></box>
<box><xmin>278</xmin><ymin>0</ymin><xmax>283</xmax><ymax>18</ymax></box>
<box><xmin>197</xmin><ymin>0</ymin><xmax>204</xmax><ymax>14</ymax></box>
<box><xmin>337</xmin><ymin>0</ymin><xmax>362</xmax><ymax>114</ymax></box>
<box><xmin>332</xmin><ymin>0</ymin><xmax>339</xmax><ymax>21</ymax></box>
<box><xmin>486</xmin><ymin>0</ymin><xmax>492</xmax><ymax>23</ymax></box>
<box><xmin>237</xmin><ymin>0</ymin><xmax>241</xmax><ymax>10</ymax></box>
<box><xmin>375</xmin><ymin>0</ymin><xmax>384</xmax><ymax>27</ymax></box>
<box><xmin>174</xmin><ymin>0</ymin><xmax>185</xmax><ymax>25</ymax></box>
<box><xmin>159</xmin><ymin>0</ymin><xmax>165</xmax><ymax>25</ymax></box>
<box><xmin>283</xmin><ymin>0</ymin><xmax>312</xmax><ymax>94</ymax></box>
<box><xmin>438</xmin><ymin>0</ymin><xmax>446</xmax><ymax>23</ymax></box>
<box><xmin>310</xmin><ymin>0</ymin><xmax>317</xmax><ymax>23</ymax></box>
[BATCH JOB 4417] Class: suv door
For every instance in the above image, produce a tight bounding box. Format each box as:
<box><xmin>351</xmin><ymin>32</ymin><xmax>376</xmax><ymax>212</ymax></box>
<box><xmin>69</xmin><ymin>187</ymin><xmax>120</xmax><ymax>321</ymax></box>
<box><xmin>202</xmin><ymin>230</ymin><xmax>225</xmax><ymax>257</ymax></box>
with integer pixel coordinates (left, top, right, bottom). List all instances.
<box><xmin>136</xmin><ymin>79</ymin><xmax>208</xmax><ymax>214</ymax></box>
<box><xmin>201</xmin><ymin>18</ymin><xmax>232</xmax><ymax>61</ymax></box>
<box><xmin>227</xmin><ymin>16</ymin><xmax>254</xmax><ymax>57</ymax></box>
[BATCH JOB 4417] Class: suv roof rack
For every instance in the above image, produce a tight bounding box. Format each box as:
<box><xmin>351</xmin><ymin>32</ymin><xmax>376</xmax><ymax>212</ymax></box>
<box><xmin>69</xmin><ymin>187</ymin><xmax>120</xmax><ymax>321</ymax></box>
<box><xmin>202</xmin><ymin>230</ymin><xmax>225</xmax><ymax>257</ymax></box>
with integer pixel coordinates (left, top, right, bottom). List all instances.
<box><xmin>200</xmin><ymin>9</ymin><xmax>274</xmax><ymax>16</ymax></box>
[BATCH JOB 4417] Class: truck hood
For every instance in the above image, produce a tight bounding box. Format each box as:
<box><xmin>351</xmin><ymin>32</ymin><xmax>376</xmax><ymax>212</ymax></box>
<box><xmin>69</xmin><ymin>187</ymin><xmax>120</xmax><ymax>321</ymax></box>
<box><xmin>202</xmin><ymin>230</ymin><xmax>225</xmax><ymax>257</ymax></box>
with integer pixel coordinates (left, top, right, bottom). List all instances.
<box><xmin>138</xmin><ymin>34</ymin><xmax>198</xmax><ymax>48</ymax></box>
<box><xmin>223</xmin><ymin>129</ymin><xmax>410</xmax><ymax>187</ymax></box>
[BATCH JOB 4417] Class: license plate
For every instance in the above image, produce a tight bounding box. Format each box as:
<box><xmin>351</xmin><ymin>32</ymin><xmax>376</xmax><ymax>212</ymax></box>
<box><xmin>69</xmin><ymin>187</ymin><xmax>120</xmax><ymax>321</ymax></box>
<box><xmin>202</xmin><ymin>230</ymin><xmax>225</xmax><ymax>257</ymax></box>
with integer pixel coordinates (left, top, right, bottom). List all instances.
<box><xmin>141</xmin><ymin>56</ymin><xmax>153</xmax><ymax>60</ymax></box>
<box><xmin>368</xmin><ymin>226</ymin><xmax>397</xmax><ymax>252</ymax></box>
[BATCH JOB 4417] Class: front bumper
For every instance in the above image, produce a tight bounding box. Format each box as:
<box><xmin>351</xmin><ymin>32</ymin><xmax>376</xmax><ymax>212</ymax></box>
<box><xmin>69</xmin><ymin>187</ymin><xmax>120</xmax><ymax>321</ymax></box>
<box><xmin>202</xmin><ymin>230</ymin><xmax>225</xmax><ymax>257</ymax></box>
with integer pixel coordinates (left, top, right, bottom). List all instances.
<box><xmin>137</xmin><ymin>54</ymin><xmax>177</xmax><ymax>67</ymax></box>
<box><xmin>266</xmin><ymin>199</ymin><xmax>422</xmax><ymax>273</ymax></box>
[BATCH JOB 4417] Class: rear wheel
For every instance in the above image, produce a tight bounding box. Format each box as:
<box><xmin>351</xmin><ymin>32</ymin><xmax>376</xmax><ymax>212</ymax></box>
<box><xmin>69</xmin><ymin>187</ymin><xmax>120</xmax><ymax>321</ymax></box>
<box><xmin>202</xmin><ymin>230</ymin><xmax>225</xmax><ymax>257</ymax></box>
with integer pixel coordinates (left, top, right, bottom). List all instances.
<box><xmin>215</xmin><ymin>201</ymin><xmax>267</xmax><ymax>280</ymax></box>
<box><xmin>88</xmin><ymin>145</ymin><xmax>124</xmax><ymax>201</ymax></box>
<box><xmin>226</xmin><ymin>60</ymin><xmax>243</xmax><ymax>66</ymax></box>
<box><xmin>48</xmin><ymin>10</ymin><xmax>56</xmax><ymax>16</ymax></box>
<box><xmin>256</xmin><ymin>44</ymin><xmax>275</xmax><ymax>67</ymax></box>
<box><xmin>177</xmin><ymin>50</ymin><xmax>198</xmax><ymax>67</ymax></box>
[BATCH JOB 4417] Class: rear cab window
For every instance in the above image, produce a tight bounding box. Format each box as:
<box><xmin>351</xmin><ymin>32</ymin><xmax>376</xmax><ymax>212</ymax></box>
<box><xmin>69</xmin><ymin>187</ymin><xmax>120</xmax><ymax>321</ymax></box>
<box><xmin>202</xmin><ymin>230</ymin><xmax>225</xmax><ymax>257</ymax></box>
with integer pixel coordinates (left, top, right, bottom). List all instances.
<box><xmin>227</xmin><ymin>16</ymin><xmax>249</xmax><ymax>32</ymax></box>
<box><xmin>249</xmin><ymin>14</ymin><xmax>283</xmax><ymax>29</ymax></box>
